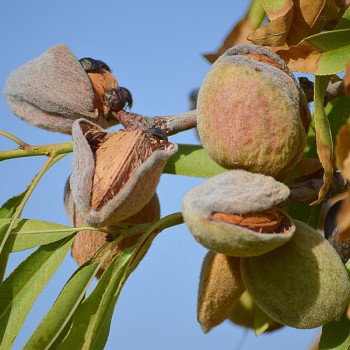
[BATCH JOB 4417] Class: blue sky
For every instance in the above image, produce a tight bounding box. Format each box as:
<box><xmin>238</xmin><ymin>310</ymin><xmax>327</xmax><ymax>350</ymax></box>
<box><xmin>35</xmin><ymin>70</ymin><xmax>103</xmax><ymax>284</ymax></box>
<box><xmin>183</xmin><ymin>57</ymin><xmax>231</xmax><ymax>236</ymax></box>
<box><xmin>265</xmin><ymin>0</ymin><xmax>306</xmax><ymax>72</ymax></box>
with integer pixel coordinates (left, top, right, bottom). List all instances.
<box><xmin>0</xmin><ymin>1</ymin><xmax>319</xmax><ymax>349</ymax></box>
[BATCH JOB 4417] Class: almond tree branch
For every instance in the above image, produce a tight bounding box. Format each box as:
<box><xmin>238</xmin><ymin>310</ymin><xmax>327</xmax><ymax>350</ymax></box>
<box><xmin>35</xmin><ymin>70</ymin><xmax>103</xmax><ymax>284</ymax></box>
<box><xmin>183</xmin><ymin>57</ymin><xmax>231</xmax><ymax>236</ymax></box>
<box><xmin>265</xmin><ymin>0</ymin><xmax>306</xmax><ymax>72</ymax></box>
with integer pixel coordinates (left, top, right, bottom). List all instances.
<box><xmin>298</xmin><ymin>77</ymin><xmax>345</xmax><ymax>105</ymax></box>
<box><xmin>114</xmin><ymin>110</ymin><xmax>197</xmax><ymax>135</ymax></box>
<box><xmin>282</xmin><ymin>172</ymin><xmax>349</xmax><ymax>207</ymax></box>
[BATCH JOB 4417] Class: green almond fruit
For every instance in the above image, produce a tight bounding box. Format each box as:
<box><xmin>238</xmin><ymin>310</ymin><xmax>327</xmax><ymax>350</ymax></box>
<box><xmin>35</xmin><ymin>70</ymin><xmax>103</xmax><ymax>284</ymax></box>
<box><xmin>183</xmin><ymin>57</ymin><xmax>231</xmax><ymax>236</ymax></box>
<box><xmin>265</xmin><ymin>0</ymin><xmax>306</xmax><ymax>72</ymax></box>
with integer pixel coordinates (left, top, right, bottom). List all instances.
<box><xmin>197</xmin><ymin>44</ymin><xmax>310</xmax><ymax>178</ymax></box>
<box><xmin>241</xmin><ymin>220</ymin><xmax>350</xmax><ymax>329</ymax></box>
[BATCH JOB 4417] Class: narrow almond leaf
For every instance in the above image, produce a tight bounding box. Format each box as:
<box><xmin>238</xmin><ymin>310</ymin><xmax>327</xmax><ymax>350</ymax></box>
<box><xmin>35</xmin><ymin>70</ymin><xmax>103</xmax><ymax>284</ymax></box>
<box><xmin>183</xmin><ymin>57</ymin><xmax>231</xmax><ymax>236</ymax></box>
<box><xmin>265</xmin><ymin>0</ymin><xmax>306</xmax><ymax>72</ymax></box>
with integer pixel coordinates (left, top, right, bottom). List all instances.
<box><xmin>24</xmin><ymin>261</ymin><xmax>101</xmax><ymax>350</ymax></box>
<box><xmin>56</xmin><ymin>247</ymin><xmax>134</xmax><ymax>350</ymax></box>
<box><xmin>311</xmin><ymin>75</ymin><xmax>333</xmax><ymax>205</ymax></box>
<box><xmin>0</xmin><ymin>236</ymin><xmax>74</xmax><ymax>349</ymax></box>
<box><xmin>0</xmin><ymin>191</ymin><xmax>26</xmax><ymax>218</ymax></box>
<box><xmin>0</xmin><ymin>218</ymin><xmax>77</xmax><ymax>253</ymax></box>
<box><xmin>58</xmin><ymin>213</ymin><xmax>183</xmax><ymax>350</ymax></box>
<box><xmin>319</xmin><ymin>309</ymin><xmax>350</xmax><ymax>350</ymax></box>
<box><xmin>163</xmin><ymin>144</ymin><xmax>226</xmax><ymax>177</ymax></box>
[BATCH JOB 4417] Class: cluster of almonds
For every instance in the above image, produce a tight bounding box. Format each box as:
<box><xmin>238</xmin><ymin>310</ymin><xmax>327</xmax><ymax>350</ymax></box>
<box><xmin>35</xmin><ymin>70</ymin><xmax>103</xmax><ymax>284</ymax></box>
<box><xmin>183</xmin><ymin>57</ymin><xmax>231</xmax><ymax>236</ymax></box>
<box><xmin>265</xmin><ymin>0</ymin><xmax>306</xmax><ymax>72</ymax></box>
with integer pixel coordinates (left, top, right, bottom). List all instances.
<box><xmin>3</xmin><ymin>43</ymin><xmax>350</xmax><ymax>333</ymax></box>
<box><xmin>4</xmin><ymin>44</ymin><xmax>177</xmax><ymax>275</ymax></box>
<box><xmin>182</xmin><ymin>45</ymin><xmax>350</xmax><ymax>332</ymax></box>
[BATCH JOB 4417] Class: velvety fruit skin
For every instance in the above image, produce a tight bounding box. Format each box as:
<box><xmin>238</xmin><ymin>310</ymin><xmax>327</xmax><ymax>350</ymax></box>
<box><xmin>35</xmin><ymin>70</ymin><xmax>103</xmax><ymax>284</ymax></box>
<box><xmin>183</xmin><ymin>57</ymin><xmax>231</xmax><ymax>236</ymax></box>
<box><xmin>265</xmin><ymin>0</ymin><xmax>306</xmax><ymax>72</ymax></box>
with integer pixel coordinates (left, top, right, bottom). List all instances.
<box><xmin>241</xmin><ymin>220</ymin><xmax>350</xmax><ymax>329</ymax></box>
<box><xmin>197</xmin><ymin>44</ymin><xmax>310</xmax><ymax>178</ymax></box>
<box><xmin>182</xmin><ymin>170</ymin><xmax>295</xmax><ymax>257</ymax></box>
<box><xmin>197</xmin><ymin>251</ymin><xmax>245</xmax><ymax>333</ymax></box>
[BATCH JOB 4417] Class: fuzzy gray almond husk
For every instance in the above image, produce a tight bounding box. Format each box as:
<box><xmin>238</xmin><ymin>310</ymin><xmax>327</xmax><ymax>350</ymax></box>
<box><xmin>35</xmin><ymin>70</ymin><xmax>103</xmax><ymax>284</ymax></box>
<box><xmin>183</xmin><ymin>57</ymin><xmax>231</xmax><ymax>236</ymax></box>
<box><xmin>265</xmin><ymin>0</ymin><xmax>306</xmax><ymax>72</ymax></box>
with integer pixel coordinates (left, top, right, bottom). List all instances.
<box><xmin>3</xmin><ymin>44</ymin><xmax>117</xmax><ymax>134</ymax></box>
<box><xmin>70</xmin><ymin>119</ymin><xmax>177</xmax><ymax>227</ymax></box>
<box><xmin>241</xmin><ymin>219</ymin><xmax>350</xmax><ymax>329</ymax></box>
<box><xmin>182</xmin><ymin>170</ymin><xmax>295</xmax><ymax>257</ymax></box>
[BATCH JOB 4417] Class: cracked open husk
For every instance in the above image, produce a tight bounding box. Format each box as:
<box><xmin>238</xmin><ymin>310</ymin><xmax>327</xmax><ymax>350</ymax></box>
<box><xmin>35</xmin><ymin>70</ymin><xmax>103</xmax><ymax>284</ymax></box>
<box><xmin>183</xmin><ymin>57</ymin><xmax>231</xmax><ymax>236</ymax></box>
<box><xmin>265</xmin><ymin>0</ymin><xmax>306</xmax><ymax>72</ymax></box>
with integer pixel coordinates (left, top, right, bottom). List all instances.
<box><xmin>70</xmin><ymin>119</ymin><xmax>177</xmax><ymax>226</ymax></box>
<box><xmin>64</xmin><ymin>178</ymin><xmax>160</xmax><ymax>277</ymax></box>
<box><xmin>197</xmin><ymin>251</ymin><xmax>245</xmax><ymax>333</ymax></box>
<box><xmin>3</xmin><ymin>44</ymin><xmax>120</xmax><ymax>133</ymax></box>
<box><xmin>182</xmin><ymin>170</ymin><xmax>295</xmax><ymax>257</ymax></box>
<box><xmin>241</xmin><ymin>220</ymin><xmax>350</xmax><ymax>329</ymax></box>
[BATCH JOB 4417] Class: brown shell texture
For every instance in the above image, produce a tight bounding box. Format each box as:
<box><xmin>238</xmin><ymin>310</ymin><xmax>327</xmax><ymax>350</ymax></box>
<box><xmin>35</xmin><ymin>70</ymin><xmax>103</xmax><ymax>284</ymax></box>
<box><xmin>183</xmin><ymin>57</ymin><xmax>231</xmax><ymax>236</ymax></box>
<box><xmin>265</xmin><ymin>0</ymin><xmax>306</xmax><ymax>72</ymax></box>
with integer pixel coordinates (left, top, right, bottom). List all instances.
<box><xmin>70</xmin><ymin>119</ymin><xmax>177</xmax><ymax>226</ymax></box>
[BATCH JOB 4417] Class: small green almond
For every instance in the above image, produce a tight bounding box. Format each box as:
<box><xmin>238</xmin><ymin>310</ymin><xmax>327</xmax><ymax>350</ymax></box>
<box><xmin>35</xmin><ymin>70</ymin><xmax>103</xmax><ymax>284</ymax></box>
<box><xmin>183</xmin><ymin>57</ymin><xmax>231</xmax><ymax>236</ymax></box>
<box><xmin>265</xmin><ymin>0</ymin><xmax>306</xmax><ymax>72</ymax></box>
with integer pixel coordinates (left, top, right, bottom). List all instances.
<box><xmin>229</xmin><ymin>291</ymin><xmax>283</xmax><ymax>333</ymax></box>
<box><xmin>241</xmin><ymin>220</ymin><xmax>350</xmax><ymax>329</ymax></box>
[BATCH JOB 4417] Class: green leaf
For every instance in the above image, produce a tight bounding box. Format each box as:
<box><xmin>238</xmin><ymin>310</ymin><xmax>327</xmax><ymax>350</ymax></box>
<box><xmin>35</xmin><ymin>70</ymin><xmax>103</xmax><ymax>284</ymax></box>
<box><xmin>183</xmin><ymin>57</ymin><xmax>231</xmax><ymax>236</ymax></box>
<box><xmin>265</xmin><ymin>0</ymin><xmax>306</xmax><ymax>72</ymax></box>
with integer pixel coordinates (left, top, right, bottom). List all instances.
<box><xmin>319</xmin><ymin>310</ymin><xmax>350</xmax><ymax>350</ymax></box>
<box><xmin>0</xmin><ymin>236</ymin><xmax>74</xmax><ymax>349</ymax></box>
<box><xmin>304</xmin><ymin>29</ymin><xmax>350</xmax><ymax>75</ymax></box>
<box><xmin>326</xmin><ymin>96</ymin><xmax>350</xmax><ymax>142</ymax></box>
<box><xmin>24</xmin><ymin>261</ymin><xmax>101</xmax><ymax>350</ymax></box>
<box><xmin>0</xmin><ymin>191</ymin><xmax>26</xmax><ymax>218</ymax></box>
<box><xmin>0</xmin><ymin>218</ymin><xmax>77</xmax><ymax>253</ymax></box>
<box><xmin>259</xmin><ymin>0</ymin><xmax>291</xmax><ymax>17</ymax></box>
<box><xmin>57</xmin><ymin>247</ymin><xmax>135</xmax><ymax>350</ymax></box>
<box><xmin>163</xmin><ymin>144</ymin><xmax>226</xmax><ymax>177</ymax></box>
<box><xmin>311</xmin><ymin>75</ymin><xmax>333</xmax><ymax>205</ymax></box>
<box><xmin>284</xmin><ymin>200</ymin><xmax>322</xmax><ymax>229</ymax></box>
<box><xmin>335</xmin><ymin>6</ymin><xmax>350</xmax><ymax>30</ymax></box>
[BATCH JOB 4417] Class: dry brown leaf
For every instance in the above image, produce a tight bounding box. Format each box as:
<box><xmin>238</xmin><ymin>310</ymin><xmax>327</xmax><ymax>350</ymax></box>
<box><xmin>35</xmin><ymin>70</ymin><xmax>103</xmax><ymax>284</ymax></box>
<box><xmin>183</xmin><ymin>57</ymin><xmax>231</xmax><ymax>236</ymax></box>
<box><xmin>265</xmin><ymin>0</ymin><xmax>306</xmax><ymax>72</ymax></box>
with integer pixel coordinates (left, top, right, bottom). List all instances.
<box><xmin>335</xmin><ymin>123</ymin><xmax>350</xmax><ymax>179</ymax></box>
<box><xmin>204</xmin><ymin>0</ymin><xmax>265</xmax><ymax>63</ymax></box>
<box><xmin>286</xmin><ymin>0</ymin><xmax>327</xmax><ymax>45</ymax></box>
<box><xmin>249</xmin><ymin>0</ymin><xmax>341</xmax><ymax>48</ymax></box>
<box><xmin>276</xmin><ymin>41</ymin><xmax>322</xmax><ymax>74</ymax></box>
<box><xmin>336</xmin><ymin>195</ymin><xmax>350</xmax><ymax>240</ymax></box>
<box><xmin>334</xmin><ymin>122</ymin><xmax>350</xmax><ymax>241</ymax></box>
<box><xmin>345</xmin><ymin>60</ymin><xmax>350</xmax><ymax>95</ymax></box>
<box><xmin>204</xmin><ymin>18</ymin><xmax>257</xmax><ymax>63</ymax></box>
<box><xmin>248</xmin><ymin>5</ymin><xmax>294</xmax><ymax>47</ymax></box>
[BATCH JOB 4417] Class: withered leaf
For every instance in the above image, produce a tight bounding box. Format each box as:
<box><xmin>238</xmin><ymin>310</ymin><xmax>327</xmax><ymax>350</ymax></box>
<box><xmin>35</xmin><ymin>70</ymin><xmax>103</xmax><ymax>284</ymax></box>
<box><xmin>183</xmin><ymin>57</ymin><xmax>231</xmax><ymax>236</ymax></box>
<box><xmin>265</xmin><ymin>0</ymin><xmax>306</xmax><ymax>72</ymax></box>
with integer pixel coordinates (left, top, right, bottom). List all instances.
<box><xmin>248</xmin><ymin>2</ymin><xmax>294</xmax><ymax>47</ymax></box>
<box><xmin>335</xmin><ymin>122</ymin><xmax>350</xmax><ymax>180</ymax></box>
<box><xmin>204</xmin><ymin>0</ymin><xmax>265</xmax><ymax>63</ymax></box>
<box><xmin>249</xmin><ymin>0</ymin><xmax>341</xmax><ymax>48</ymax></box>
<box><xmin>336</xmin><ymin>196</ymin><xmax>350</xmax><ymax>241</ymax></box>
<box><xmin>332</xmin><ymin>122</ymin><xmax>350</xmax><ymax>241</ymax></box>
